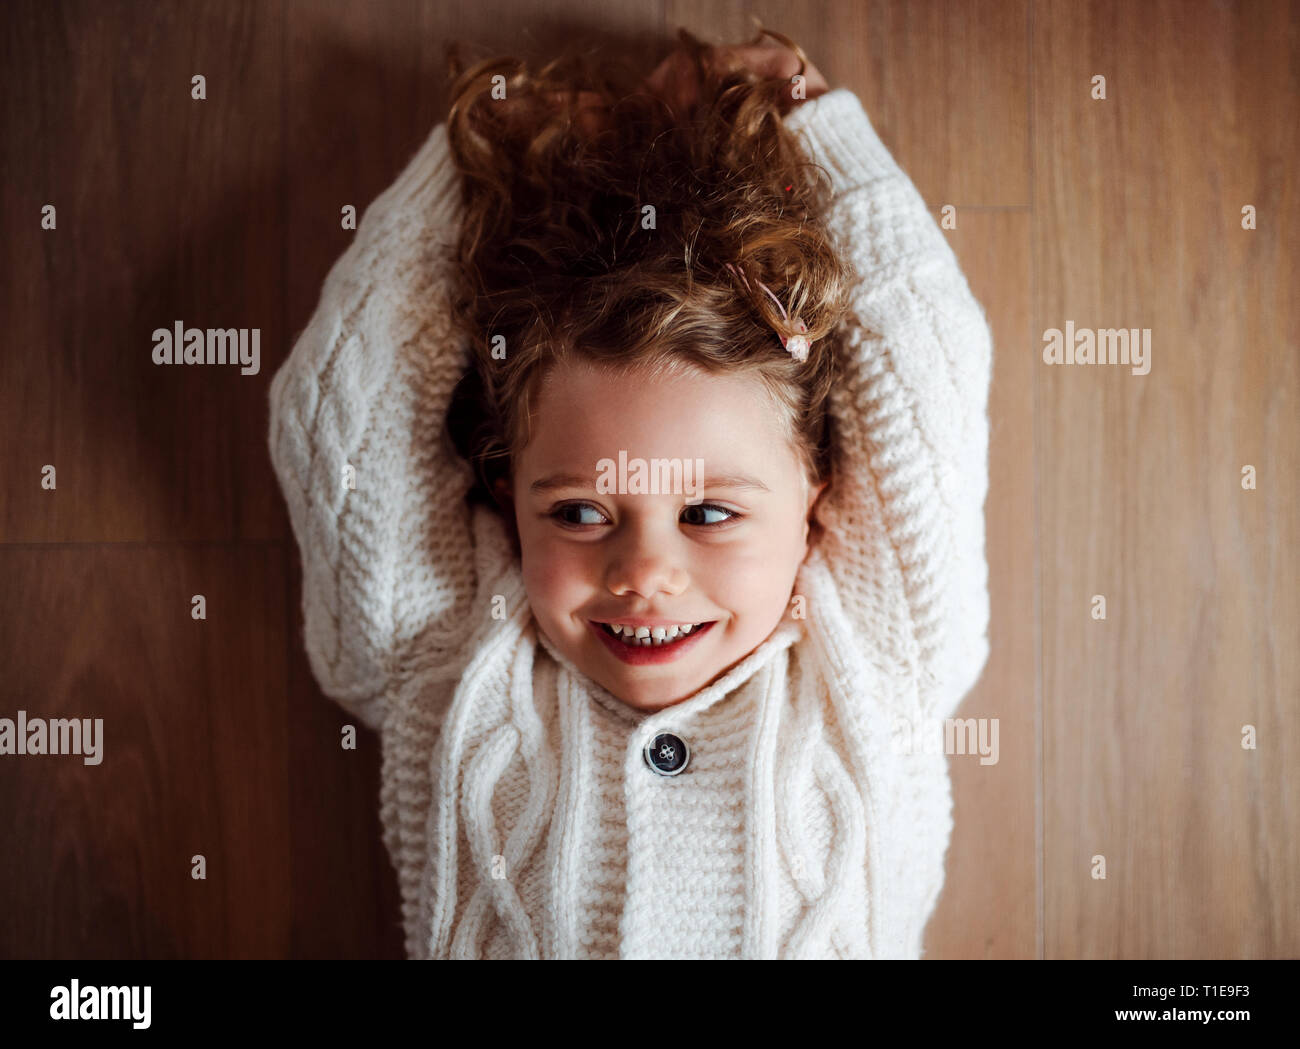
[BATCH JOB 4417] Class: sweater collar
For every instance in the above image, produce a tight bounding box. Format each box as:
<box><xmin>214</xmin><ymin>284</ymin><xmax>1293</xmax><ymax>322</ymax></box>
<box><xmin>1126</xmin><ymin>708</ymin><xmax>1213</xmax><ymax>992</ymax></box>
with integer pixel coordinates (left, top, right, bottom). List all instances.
<box><xmin>534</xmin><ymin>616</ymin><xmax>804</xmax><ymax>729</ymax></box>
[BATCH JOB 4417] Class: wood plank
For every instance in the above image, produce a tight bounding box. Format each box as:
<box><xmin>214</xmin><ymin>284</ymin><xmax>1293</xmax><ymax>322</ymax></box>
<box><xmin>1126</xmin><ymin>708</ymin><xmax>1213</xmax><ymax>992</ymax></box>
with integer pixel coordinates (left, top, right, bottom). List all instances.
<box><xmin>1033</xmin><ymin>0</ymin><xmax>1299</xmax><ymax>958</ymax></box>
<box><xmin>0</xmin><ymin>545</ymin><xmax>290</xmax><ymax>957</ymax></box>
<box><xmin>0</xmin><ymin>0</ymin><xmax>287</xmax><ymax>543</ymax></box>
<box><xmin>752</xmin><ymin>0</ymin><xmax>1030</xmax><ymax>207</ymax></box>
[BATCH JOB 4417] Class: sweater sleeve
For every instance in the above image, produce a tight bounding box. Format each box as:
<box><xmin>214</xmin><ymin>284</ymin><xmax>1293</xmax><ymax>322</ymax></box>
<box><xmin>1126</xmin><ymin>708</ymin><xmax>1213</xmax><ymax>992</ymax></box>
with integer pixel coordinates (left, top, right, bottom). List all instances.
<box><xmin>268</xmin><ymin>120</ymin><xmax>506</xmax><ymax>734</ymax></box>
<box><xmin>784</xmin><ymin>89</ymin><xmax>993</xmax><ymax>721</ymax></box>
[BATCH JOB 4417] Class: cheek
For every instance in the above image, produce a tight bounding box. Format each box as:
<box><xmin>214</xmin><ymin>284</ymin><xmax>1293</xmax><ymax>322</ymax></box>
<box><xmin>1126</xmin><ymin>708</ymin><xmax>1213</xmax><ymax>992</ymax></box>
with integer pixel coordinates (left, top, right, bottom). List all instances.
<box><xmin>714</xmin><ymin>517</ymin><xmax>806</xmax><ymax>570</ymax></box>
<box><xmin>706</xmin><ymin>521</ymin><xmax>807</xmax><ymax>608</ymax></box>
<box><xmin>692</xmin><ymin>535</ymin><xmax>791</xmax><ymax>595</ymax></box>
<box><xmin>720</xmin><ymin>550</ymin><xmax>792</xmax><ymax>605</ymax></box>
<box><xmin>519</xmin><ymin>528</ymin><xmax>593</xmax><ymax>608</ymax></box>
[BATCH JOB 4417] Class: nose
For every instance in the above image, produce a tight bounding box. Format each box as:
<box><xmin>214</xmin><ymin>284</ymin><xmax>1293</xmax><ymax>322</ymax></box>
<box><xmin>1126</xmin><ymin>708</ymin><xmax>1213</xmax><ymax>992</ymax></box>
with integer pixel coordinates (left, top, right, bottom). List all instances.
<box><xmin>603</xmin><ymin>520</ymin><xmax>689</xmax><ymax>600</ymax></box>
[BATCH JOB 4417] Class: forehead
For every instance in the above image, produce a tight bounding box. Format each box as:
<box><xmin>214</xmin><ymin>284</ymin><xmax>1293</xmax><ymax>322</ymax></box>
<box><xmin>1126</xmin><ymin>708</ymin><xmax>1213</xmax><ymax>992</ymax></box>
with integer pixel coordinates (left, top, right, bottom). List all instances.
<box><xmin>521</xmin><ymin>359</ymin><xmax>792</xmax><ymax>469</ymax></box>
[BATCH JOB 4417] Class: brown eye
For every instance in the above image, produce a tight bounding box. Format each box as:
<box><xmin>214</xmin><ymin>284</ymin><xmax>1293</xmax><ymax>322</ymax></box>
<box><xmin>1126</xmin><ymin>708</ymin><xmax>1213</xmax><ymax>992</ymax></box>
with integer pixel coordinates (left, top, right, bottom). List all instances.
<box><xmin>550</xmin><ymin>503</ymin><xmax>607</xmax><ymax>527</ymax></box>
<box><xmin>681</xmin><ymin>504</ymin><xmax>741</xmax><ymax>526</ymax></box>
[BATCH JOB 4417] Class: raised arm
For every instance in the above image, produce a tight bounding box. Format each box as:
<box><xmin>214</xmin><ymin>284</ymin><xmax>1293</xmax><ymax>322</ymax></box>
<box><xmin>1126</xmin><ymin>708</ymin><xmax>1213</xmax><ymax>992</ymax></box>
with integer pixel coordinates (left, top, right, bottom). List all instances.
<box><xmin>268</xmin><ymin>121</ymin><xmax>499</xmax><ymax>733</ymax></box>
<box><xmin>785</xmin><ymin>88</ymin><xmax>994</xmax><ymax>720</ymax></box>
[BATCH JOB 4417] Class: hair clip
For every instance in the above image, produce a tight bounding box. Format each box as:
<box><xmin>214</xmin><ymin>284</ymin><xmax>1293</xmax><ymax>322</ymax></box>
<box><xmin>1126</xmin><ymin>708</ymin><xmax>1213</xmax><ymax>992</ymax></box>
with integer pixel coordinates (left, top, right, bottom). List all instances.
<box><xmin>724</xmin><ymin>263</ymin><xmax>811</xmax><ymax>362</ymax></box>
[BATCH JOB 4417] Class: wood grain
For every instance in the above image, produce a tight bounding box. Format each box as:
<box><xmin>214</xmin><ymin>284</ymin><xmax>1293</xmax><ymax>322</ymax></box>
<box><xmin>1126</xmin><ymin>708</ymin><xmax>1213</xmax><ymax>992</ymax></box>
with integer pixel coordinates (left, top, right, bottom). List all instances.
<box><xmin>0</xmin><ymin>0</ymin><xmax>287</xmax><ymax>544</ymax></box>
<box><xmin>1033</xmin><ymin>0</ymin><xmax>1299</xmax><ymax>959</ymax></box>
<box><xmin>1</xmin><ymin>0</ymin><xmax>1294</xmax><ymax>960</ymax></box>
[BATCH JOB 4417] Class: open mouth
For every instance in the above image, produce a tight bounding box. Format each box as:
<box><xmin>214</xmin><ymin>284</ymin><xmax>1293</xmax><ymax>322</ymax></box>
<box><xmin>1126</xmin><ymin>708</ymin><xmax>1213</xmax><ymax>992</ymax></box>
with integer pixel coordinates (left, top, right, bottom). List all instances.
<box><xmin>594</xmin><ymin>621</ymin><xmax>714</xmax><ymax>648</ymax></box>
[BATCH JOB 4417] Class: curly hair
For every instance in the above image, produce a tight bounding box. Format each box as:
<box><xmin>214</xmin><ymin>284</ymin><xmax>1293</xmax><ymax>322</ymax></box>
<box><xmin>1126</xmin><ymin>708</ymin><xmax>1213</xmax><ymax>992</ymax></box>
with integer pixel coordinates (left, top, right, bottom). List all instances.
<box><xmin>441</xmin><ymin>24</ymin><xmax>858</xmax><ymax>525</ymax></box>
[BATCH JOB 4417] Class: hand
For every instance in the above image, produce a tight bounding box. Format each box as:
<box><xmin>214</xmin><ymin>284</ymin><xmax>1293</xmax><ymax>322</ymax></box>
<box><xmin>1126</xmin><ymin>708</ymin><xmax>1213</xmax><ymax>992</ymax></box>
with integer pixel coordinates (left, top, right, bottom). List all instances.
<box><xmin>643</xmin><ymin>32</ymin><xmax>830</xmax><ymax>118</ymax></box>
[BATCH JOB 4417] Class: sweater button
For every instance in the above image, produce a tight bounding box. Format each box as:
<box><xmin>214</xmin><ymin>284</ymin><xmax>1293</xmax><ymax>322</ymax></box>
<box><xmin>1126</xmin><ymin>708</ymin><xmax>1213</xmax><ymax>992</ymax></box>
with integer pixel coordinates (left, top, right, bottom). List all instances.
<box><xmin>644</xmin><ymin>732</ymin><xmax>689</xmax><ymax>776</ymax></box>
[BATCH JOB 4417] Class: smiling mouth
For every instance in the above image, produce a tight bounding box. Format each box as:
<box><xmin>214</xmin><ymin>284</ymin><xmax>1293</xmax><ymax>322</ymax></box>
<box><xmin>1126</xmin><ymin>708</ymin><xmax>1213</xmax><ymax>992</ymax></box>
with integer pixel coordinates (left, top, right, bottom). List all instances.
<box><xmin>594</xmin><ymin>621</ymin><xmax>714</xmax><ymax>648</ymax></box>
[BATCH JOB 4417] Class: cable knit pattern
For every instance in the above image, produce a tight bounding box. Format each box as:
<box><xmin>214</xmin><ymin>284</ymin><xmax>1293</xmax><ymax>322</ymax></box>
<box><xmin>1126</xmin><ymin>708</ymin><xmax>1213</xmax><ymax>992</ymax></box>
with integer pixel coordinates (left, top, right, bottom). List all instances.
<box><xmin>268</xmin><ymin>87</ymin><xmax>993</xmax><ymax>959</ymax></box>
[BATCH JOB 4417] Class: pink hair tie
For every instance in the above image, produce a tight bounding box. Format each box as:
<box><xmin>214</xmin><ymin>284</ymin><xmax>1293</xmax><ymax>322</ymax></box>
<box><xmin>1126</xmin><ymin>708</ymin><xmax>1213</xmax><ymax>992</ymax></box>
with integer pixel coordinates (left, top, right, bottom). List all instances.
<box><xmin>724</xmin><ymin>263</ymin><xmax>812</xmax><ymax>363</ymax></box>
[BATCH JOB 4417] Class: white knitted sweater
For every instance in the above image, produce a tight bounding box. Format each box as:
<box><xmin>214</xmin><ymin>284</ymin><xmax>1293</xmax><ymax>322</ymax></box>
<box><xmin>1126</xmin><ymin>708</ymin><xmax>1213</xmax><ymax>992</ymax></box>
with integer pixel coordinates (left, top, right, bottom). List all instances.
<box><xmin>268</xmin><ymin>87</ymin><xmax>993</xmax><ymax>959</ymax></box>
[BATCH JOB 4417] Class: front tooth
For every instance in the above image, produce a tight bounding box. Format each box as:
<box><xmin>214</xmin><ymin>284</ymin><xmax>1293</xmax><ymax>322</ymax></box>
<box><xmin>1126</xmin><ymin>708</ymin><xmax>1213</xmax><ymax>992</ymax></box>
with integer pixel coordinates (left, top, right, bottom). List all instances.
<box><xmin>651</xmin><ymin>626</ymin><xmax>684</xmax><ymax>647</ymax></box>
<box><xmin>605</xmin><ymin>623</ymin><xmax>702</xmax><ymax>647</ymax></box>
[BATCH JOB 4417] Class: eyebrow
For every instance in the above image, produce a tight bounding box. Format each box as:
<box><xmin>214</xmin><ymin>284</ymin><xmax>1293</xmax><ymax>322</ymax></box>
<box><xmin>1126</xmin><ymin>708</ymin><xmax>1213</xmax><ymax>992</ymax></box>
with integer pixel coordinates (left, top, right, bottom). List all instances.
<box><xmin>529</xmin><ymin>472</ymin><xmax>771</xmax><ymax>495</ymax></box>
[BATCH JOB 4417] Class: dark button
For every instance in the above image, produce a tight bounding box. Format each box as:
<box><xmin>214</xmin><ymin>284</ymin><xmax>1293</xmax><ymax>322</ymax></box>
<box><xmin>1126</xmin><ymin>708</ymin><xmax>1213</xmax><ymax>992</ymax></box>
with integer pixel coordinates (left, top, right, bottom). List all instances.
<box><xmin>644</xmin><ymin>732</ymin><xmax>689</xmax><ymax>776</ymax></box>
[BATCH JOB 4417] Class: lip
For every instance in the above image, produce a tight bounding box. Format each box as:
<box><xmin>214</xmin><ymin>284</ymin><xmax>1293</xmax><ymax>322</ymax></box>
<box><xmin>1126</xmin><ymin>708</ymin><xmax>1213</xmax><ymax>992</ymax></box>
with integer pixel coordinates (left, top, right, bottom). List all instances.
<box><xmin>587</xmin><ymin>619</ymin><xmax>716</xmax><ymax>666</ymax></box>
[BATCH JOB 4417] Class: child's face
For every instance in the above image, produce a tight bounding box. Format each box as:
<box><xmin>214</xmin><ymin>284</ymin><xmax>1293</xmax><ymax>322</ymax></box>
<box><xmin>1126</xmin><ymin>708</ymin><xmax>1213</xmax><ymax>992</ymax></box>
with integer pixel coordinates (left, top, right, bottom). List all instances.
<box><xmin>504</xmin><ymin>359</ymin><xmax>826</xmax><ymax>713</ymax></box>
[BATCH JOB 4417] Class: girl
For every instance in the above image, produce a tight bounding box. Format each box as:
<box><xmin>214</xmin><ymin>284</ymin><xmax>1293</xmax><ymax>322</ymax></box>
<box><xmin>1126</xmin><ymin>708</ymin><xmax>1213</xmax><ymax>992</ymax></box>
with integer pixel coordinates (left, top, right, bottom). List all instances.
<box><xmin>269</xmin><ymin>25</ymin><xmax>993</xmax><ymax>959</ymax></box>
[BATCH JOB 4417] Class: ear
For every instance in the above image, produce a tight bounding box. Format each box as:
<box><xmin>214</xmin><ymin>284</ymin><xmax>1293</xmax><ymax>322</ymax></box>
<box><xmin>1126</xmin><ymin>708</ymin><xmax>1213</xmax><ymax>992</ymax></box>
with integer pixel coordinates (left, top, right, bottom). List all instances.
<box><xmin>802</xmin><ymin>479</ymin><xmax>829</xmax><ymax>547</ymax></box>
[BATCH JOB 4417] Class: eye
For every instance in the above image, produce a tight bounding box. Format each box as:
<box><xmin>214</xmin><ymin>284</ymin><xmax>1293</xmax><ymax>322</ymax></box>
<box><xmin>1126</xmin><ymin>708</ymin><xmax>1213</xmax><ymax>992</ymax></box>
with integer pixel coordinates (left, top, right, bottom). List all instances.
<box><xmin>681</xmin><ymin>503</ymin><xmax>741</xmax><ymax>527</ymax></box>
<box><xmin>547</xmin><ymin>502</ymin><xmax>743</xmax><ymax>529</ymax></box>
<box><xmin>550</xmin><ymin>503</ymin><xmax>609</xmax><ymax>527</ymax></box>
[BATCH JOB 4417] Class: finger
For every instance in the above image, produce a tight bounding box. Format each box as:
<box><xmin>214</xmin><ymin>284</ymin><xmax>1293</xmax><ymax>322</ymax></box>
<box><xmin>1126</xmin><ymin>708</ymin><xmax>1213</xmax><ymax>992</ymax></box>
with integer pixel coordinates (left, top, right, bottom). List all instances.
<box><xmin>717</xmin><ymin>44</ymin><xmax>799</xmax><ymax>79</ymax></box>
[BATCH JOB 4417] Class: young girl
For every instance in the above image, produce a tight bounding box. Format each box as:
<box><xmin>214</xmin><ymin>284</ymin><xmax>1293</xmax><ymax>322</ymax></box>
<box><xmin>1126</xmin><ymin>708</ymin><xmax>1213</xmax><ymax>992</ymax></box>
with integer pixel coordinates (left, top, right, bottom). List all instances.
<box><xmin>269</xmin><ymin>26</ymin><xmax>993</xmax><ymax>960</ymax></box>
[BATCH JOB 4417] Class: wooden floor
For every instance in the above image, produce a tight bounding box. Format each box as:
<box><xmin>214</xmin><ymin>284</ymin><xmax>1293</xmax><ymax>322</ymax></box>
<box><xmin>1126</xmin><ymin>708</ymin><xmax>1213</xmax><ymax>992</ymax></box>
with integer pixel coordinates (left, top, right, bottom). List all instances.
<box><xmin>2</xmin><ymin>0</ymin><xmax>1295</xmax><ymax>959</ymax></box>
